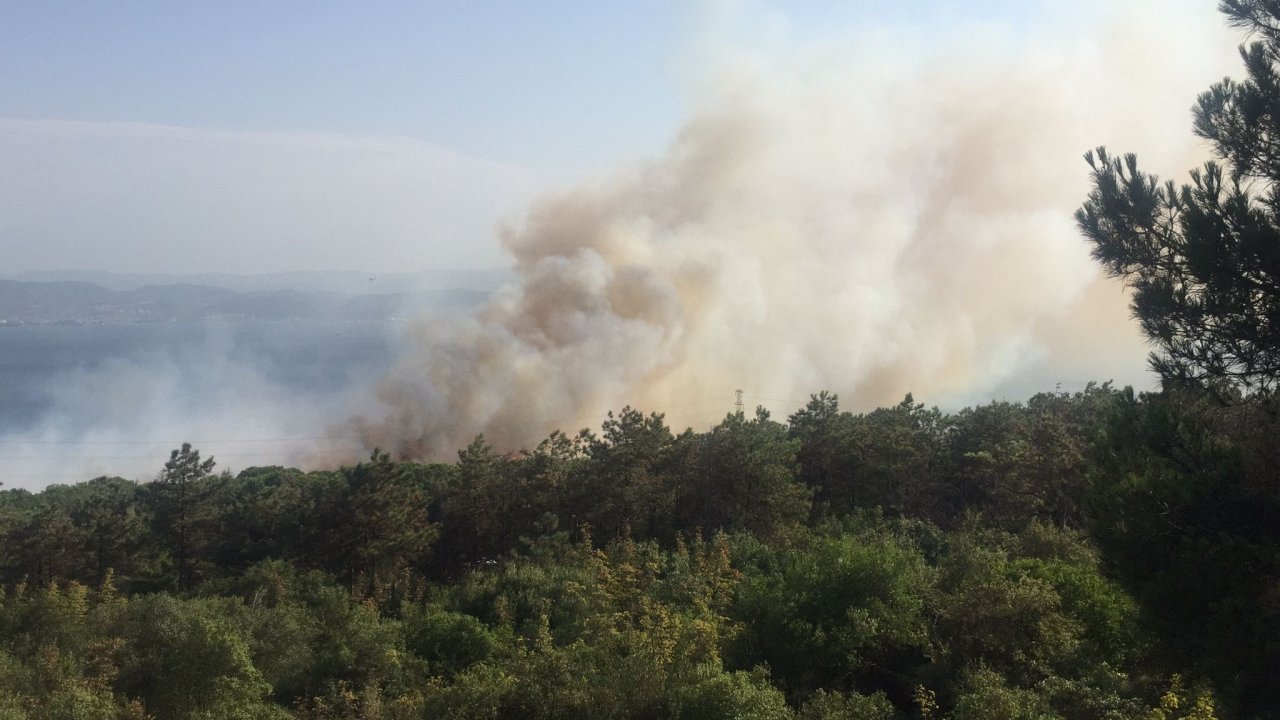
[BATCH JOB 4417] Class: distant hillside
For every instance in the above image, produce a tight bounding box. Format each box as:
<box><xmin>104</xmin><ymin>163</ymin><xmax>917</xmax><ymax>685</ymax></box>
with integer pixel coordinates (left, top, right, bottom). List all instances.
<box><xmin>0</xmin><ymin>278</ymin><xmax>490</xmax><ymax>324</ymax></box>
<box><xmin>5</xmin><ymin>268</ymin><xmax>514</xmax><ymax>294</ymax></box>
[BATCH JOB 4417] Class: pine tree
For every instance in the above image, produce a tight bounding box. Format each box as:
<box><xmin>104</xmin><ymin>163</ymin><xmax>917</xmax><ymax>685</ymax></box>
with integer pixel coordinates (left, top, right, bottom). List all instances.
<box><xmin>1077</xmin><ymin>0</ymin><xmax>1280</xmax><ymax>393</ymax></box>
<box><xmin>157</xmin><ymin>443</ymin><xmax>215</xmax><ymax>591</ymax></box>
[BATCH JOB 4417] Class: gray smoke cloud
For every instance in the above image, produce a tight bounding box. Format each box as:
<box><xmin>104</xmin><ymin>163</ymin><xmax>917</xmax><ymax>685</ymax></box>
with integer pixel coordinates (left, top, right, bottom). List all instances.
<box><xmin>351</xmin><ymin>0</ymin><xmax>1240</xmax><ymax>459</ymax></box>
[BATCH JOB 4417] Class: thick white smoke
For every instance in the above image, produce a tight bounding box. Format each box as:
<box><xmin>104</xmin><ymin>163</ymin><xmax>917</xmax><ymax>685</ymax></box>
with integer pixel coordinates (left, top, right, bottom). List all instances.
<box><xmin>353</xmin><ymin>0</ymin><xmax>1241</xmax><ymax>459</ymax></box>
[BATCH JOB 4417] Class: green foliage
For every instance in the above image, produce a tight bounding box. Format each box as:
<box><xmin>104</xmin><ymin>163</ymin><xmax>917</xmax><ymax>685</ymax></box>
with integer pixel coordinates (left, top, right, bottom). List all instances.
<box><xmin>797</xmin><ymin>689</ymin><xmax>894</xmax><ymax>720</ymax></box>
<box><xmin>401</xmin><ymin>604</ymin><xmax>497</xmax><ymax>676</ymax></box>
<box><xmin>790</xmin><ymin>394</ymin><xmax>949</xmax><ymax>520</ymax></box>
<box><xmin>729</xmin><ymin>524</ymin><xmax>935</xmax><ymax>702</ymax></box>
<box><xmin>1087</xmin><ymin>389</ymin><xmax>1280</xmax><ymax>716</ymax></box>
<box><xmin>576</xmin><ymin>407</ymin><xmax>686</xmax><ymax>541</ymax></box>
<box><xmin>1146</xmin><ymin>675</ymin><xmax>1219</xmax><ymax>720</ymax></box>
<box><xmin>336</xmin><ymin>452</ymin><xmax>436</xmax><ymax>596</ymax></box>
<box><xmin>683</xmin><ymin>408</ymin><xmax>811</xmax><ymax>537</ymax></box>
<box><xmin>153</xmin><ymin>444</ymin><xmax>218</xmax><ymax>591</ymax></box>
<box><xmin>668</xmin><ymin>664</ymin><xmax>793</xmax><ymax>720</ymax></box>
<box><xmin>950</xmin><ymin>668</ymin><xmax>1059</xmax><ymax>720</ymax></box>
<box><xmin>0</xmin><ymin>372</ymin><xmax>1271</xmax><ymax>718</ymax></box>
<box><xmin>118</xmin><ymin>595</ymin><xmax>277</xmax><ymax>719</ymax></box>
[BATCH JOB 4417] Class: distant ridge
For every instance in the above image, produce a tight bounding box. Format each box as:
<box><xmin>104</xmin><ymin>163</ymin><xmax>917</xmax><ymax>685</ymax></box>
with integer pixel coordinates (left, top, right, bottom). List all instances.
<box><xmin>4</xmin><ymin>268</ymin><xmax>514</xmax><ymax>295</ymax></box>
<box><xmin>0</xmin><ymin>277</ymin><xmax>491</xmax><ymax>324</ymax></box>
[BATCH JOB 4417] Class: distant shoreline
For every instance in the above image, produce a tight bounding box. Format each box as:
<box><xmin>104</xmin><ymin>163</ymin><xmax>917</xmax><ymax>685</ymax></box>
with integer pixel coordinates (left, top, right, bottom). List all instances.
<box><xmin>0</xmin><ymin>276</ymin><xmax>490</xmax><ymax>325</ymax></box>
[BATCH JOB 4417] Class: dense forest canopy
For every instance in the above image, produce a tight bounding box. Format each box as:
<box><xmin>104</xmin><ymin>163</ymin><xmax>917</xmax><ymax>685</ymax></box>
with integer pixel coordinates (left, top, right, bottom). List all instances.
<box><xmin>5</xmin><ymin>1</ymin><xmax>1280</xmax><ymax>718</ymax></box>
<box><xmin>2</xmin><ymin>382</ymin><xmax>1277</xmax><ymax>719</ymax></box>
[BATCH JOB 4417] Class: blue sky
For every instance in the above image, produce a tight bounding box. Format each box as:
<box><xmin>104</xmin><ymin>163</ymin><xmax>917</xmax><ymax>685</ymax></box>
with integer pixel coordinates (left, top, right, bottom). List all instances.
<box><xmin>1</xmin><ymin>2</ymin><xmax>691</xmax><ymax>171</ymax></box>
<box><xmin>0</xmin><ymin>1</ymin><xmax>1051</xmax><ymax>171</ymax></box>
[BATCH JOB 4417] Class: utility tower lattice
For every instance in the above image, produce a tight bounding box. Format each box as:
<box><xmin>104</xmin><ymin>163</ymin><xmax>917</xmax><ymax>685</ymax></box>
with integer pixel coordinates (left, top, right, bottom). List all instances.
<box><xmin>735</xmin><ymin>389</ymin><xmax>744</xmax><ymax>416</ymax></box>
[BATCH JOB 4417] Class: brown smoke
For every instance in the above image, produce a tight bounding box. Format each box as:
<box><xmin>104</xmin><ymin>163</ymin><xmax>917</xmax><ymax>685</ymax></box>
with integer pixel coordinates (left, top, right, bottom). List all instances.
<box><xmin>351</xmin><ymin>0</ymin><xmax>1240</xmax><ymax>460</ymax></box>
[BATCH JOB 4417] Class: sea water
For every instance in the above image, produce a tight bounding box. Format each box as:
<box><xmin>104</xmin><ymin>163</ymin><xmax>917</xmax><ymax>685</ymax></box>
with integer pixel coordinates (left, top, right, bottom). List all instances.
<box><xmin>0</xmin><ymin>320</ymin><xmax>394</xmax><ymax>435</ymax></box>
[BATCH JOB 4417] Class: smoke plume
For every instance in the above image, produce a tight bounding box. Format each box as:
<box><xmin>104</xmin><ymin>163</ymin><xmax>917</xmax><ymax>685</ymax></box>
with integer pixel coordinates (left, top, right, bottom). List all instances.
<box><xmin>353</xmin><ymin>0</ymin><xmax>1240</xmax><ymax>459</ymax></box>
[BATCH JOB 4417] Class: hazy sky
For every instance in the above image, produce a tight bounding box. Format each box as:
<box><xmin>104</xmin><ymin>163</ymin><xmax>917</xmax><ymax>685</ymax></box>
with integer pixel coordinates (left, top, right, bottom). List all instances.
<box><xmin>1</xmin><ymin>0</ymin><xmax>1085</xmax><ymax>275</ymax></box>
